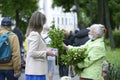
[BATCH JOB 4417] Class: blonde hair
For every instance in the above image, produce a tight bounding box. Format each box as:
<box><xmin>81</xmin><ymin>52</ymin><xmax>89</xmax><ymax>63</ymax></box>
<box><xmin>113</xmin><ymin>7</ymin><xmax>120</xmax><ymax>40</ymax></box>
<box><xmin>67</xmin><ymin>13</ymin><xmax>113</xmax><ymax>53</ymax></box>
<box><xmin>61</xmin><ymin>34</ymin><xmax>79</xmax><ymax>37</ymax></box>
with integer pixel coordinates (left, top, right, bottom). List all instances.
<box><xmin>25</xmin><ymin>11</ymin><xmax>46</xmax><ymax>37</ymax></box>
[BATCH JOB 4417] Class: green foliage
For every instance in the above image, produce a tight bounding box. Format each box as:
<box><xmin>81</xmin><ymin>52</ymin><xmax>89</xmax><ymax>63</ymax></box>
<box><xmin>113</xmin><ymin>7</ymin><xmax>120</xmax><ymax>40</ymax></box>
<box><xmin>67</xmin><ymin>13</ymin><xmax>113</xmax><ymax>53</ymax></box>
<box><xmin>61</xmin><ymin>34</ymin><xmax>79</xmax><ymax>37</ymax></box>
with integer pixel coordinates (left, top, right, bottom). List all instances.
<box><xmin>52</xmin><ymin>0</ymin><xmax>91</xmax><ymax>28</ymax></box>
<box><xmin>48</xmin><ymin>24</ymin><xmax>64</xmax><ymax>50</ymax></box>
<box><xmin>52</xmin><ymin>0</ymin><xmax>73</xmax><ymax>12</ymax></box>
<box><xmin>61</xmin><ymin>48</ymin><xmax>87</xmax><ymax>66</ymax></box>
<box><xmin>61</xmin><ymin>48</ymin><xmax>87</xmax><ymax>74</ymax></box>
<box><xmin>48</xmin><ymin>24</ymin><xmax>65</xmax><ymax>64</ymax></box>
<box><xmin>19</xmin><ymin>20</ymin><xmax>28</xmax><ymax>35</ymax></box>
<box><xmin>113</xmin><ymin>31</ymin><xmax>120</xmax><ymax>48</ymax></box>
<box><xmin>0</xmin><ymin>0</ymin><xmax>38</xmax><ymax>17</ymax></box>
<box><xmin>109</xmin><ymin>0</ymin><xmax>120</xmax><ymax>28</ymax></box>
<box><xmin>113</xmin><ymin>13</ymin><xmax>120</xmax><ymax>25</ymax></box>
<box><xmin>106</xmin><ymin>48</ymin><xmax>120</xmax><ymax>68</ymax></box>
<box><xmin>0</xmin><ymin>0</ymin><xmax>39</xmax><ymax>34</ymax></box>
<box><xmin>104</xmin><ymin>39</ymin><xmax>110</xmax><ymax>47</ymax></box>
<box><xmin>52</xmin><ymin>0</ymin><xmax>120</xmax><ymax>29</ymax></box>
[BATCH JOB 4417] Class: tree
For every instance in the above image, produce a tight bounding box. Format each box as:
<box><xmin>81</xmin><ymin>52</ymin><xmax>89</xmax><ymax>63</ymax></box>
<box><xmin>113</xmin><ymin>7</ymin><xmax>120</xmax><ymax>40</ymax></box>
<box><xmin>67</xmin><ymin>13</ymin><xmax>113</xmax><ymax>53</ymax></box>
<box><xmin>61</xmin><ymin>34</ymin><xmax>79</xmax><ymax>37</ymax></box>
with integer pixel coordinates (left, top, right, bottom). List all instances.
<box><xmin>52</xmin><ymin>0</ymin><xmax>120</xmax><ymax>30</ymax></box>
<box><xmin>108</xmin><ymin>0</ymin><xmax>120</xmax><ymax>30</ymax></box>
<box><xmin>52</xmin><ymin>0</ymin><xmax>90</xmax><ymax>29</ymax></box>
<box><xmin>97</xmin><ymin>0</ymin><xmax>115</xmax><ymax>50</ymax></box>
<box><xmin>52</xmin><ymin>0</ymin><xmax>117</xmax><ymax>50</ymax></box>
<box><xmin>98</xmin><ymin>0</ymin><xmax>104</xmax><ymax>24</ymax></box>
<box><xmin>104</xmin><ymin>0</ymin><xmax>115</xmax><ymax>50</ymax></box>
<box><xmin>0</xmin><ymin>0</ymin><xmax>38</xmax><ymax>34</ymax></box>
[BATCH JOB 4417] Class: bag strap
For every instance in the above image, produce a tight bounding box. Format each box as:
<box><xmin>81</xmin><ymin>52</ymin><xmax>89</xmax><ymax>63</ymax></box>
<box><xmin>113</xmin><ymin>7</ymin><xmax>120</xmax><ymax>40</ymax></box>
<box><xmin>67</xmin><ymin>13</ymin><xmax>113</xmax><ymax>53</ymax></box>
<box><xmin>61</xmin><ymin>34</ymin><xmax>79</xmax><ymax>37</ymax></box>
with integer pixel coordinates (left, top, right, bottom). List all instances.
<box><xmin>44</xmin><ymin>35</ymin><xmax>49</xmax><ymax>40</ymax></box>
<box><xmin>6</xmin><ymin>31</ymin><xmax>14</xmax><ymax>35</ymax></box>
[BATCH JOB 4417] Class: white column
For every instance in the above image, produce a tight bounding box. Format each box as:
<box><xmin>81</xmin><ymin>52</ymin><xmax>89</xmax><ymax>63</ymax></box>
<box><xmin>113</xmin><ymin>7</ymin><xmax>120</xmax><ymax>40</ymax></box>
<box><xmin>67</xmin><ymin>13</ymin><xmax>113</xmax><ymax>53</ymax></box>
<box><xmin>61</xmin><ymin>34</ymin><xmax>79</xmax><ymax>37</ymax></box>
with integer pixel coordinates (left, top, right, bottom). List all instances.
<box><xmin>38</xmin><ymin>0</ymin><xmax>44</xmax><ymax>13</ymax></box>
<box><xmin>43</xmin><ymin>0</ymin><xmax>53</xmax><ymax>27</ymax></box>
<box><xmin>0</xmin><ymin>14</ymin><xmax>3</xmax><ymax>22</ymax></box>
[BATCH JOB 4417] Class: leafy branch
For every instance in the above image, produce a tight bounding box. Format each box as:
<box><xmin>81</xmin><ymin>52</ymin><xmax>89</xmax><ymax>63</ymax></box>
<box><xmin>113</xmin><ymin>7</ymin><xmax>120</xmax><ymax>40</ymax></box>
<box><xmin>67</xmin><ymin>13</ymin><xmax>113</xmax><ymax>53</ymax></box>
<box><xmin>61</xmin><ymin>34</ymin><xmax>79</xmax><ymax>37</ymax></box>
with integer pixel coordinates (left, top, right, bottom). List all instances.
<box><xmin>48</xmin><ymin>24</ymin><xmax>65</xmax><ymax>65</ymax></box>
<box><xmin>61</xmin><ymin>48</ymin><xmax>87</xmax><ymax>74</ymax></box>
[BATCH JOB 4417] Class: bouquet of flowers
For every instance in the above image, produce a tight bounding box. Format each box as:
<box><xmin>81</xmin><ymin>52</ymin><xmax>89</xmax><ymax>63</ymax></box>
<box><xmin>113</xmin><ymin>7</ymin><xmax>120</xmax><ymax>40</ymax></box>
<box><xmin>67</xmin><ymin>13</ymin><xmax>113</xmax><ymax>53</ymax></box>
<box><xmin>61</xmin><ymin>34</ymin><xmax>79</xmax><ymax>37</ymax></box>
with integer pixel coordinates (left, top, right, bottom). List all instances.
<box><xmin>48</xmin><ymin>24</ymin><xmax>65</xmax><ymax>65</ymax></box>
<box><xmin>61</xmin><ymin>47</ymin><xmax>87</xmax><ymax>74</ymax></box>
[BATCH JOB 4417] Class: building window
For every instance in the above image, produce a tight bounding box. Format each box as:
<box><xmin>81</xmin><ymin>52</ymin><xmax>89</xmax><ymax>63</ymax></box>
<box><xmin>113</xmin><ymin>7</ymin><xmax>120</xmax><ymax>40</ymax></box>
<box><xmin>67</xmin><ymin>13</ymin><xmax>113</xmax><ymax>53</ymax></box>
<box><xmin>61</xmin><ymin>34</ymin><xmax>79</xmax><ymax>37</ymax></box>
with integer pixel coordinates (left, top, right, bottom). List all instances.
<box><xmin>65</xmin><ymin>18</ymin><xmax>67</xmax><ymax>25</ymax></box>
<box><xmin>53</xmin><ymin>17</ymin><xmax>55</xmax><ymax>23</ymax></box>
<box><xmin>57</xmin><ymin>17</ymin><xmax>59</xmax><ymax>25</ymax></box>
<box><xmin>62</xmin><ymin>17</ymin><xmax>64</xmax><ymax>25</ymax></box>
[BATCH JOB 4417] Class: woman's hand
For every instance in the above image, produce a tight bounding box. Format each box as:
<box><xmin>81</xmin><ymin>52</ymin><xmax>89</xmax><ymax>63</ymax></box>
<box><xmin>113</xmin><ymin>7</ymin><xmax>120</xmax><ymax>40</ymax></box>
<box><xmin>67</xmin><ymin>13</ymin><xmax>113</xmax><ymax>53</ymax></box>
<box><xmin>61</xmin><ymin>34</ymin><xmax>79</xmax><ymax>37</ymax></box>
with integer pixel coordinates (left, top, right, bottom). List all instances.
<box><xmin>46</xmin><ymin>49</ymin><xmax>56</xmax><ymax>56</ymax></box>
<box><xmin>62</xmin><ymin>42</ymin><xmax>68</xmax><ymax>49</ymax></box>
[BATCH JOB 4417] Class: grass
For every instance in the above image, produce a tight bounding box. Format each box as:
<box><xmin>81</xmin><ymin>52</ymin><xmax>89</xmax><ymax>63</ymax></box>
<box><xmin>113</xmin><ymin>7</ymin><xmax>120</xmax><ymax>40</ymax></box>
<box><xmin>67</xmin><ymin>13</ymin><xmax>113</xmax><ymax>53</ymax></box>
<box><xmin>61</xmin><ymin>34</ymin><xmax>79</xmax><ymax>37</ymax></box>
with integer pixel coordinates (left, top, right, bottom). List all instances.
<box><xmin>106</xmin><ymin>47</ymin><xmax>120</xmax><ymax>68</ymax></box>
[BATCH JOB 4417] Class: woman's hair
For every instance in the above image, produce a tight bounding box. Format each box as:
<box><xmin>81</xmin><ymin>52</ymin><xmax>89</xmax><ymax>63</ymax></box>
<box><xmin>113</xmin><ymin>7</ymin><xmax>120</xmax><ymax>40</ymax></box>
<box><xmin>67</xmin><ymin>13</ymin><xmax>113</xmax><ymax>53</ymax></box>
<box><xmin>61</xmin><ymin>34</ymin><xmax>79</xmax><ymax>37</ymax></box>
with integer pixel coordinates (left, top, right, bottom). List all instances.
<box><xmin>25</xmin><ymin>11</ymin><xmax>46</xmax><ymax>37</ymax></box>
<box><xmin>90</xmin><ymin>24</ymin><xmax>106</xmax><ymax>37</ymax></box>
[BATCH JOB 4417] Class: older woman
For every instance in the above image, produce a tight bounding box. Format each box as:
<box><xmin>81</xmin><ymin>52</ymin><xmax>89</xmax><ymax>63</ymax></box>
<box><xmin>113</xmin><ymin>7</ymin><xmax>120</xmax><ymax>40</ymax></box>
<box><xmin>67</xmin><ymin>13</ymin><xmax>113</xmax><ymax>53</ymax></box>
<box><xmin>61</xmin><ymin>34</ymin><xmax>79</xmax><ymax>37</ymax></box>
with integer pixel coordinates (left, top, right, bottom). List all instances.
<box><xmin>64</xmin><ymin>24</ymin><xmax>107</xmax><ymax>80</ymax></box>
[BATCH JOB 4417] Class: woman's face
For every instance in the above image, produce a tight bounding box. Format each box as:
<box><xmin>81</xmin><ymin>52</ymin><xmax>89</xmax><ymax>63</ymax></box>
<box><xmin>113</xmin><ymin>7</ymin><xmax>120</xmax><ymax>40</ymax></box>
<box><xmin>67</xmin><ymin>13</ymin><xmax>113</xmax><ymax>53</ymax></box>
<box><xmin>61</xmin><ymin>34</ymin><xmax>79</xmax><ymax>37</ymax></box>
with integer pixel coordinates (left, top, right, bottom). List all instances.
<box><xmin>89</xmin><ymin>27</ymin><xmax>100</xmax><ymax>40</ymax></box>
<box><xmin>89</xmin><ymin>28</ymin><xmax>94</xmax><ymax>35</ymax></box>
<box><xmin>89</xmin><ymin>27</ymin><xmax>98</xmax><ymax>40</ymax></box>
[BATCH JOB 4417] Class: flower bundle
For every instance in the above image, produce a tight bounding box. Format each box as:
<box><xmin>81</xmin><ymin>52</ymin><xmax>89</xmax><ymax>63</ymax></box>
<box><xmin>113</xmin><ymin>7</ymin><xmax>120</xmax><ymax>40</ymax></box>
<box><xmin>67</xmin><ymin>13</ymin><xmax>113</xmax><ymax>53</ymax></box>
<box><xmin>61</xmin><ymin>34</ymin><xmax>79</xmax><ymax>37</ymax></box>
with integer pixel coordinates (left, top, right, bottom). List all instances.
<box><xmin>61</xmin><ymin>47</ymin><xmax>87</xmax><ymax>74</ymax></box>
<box><xmin>48</xmin><ymin>24</ymin><xmax>65</xmax><ymax>65</ymax></box>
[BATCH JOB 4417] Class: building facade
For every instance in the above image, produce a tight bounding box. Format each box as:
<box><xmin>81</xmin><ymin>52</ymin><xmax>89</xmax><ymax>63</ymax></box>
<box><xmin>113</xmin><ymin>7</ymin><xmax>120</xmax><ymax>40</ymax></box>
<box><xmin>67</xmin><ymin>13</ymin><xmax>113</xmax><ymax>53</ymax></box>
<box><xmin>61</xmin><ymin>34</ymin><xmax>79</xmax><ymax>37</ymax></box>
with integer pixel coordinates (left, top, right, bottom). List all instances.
<box><xmin>39</xmin><ymin>0</ymin><xmax>78</xmax><ymax>33</ymax></box>
<box><xmin>0</xmin><ymin>0</ymin><xmax>78</xmax><ymax>32</ymax></box>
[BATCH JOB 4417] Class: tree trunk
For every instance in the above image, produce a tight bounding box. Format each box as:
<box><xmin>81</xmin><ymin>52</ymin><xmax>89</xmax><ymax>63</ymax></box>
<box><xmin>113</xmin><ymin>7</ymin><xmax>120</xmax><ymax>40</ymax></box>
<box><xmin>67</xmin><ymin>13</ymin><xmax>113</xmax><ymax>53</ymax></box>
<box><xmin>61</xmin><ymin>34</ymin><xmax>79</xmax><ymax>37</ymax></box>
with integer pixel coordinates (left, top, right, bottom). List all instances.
<box><xmin>74</xmin><ymin>0</ymin><xmax>82</xmax><ymax>29</ymax></box>
<box><xmin>98</xmin><ymin>0</ymin><xmax>104</xmax><ymax>24</ymax></box>
<box><xmin>16</xmin><ymin>9</ymin><xmax>19</xmax><ymax>27</ymax></box>
<box><xmin>104</xmin><ymin>0</ymin><xmax>115</xmax><ymax>50</ymax></box>
<box><xmin>90</xmin><ymin>0</ymin><xmax>93</xmax><ymax>25</ymax></box>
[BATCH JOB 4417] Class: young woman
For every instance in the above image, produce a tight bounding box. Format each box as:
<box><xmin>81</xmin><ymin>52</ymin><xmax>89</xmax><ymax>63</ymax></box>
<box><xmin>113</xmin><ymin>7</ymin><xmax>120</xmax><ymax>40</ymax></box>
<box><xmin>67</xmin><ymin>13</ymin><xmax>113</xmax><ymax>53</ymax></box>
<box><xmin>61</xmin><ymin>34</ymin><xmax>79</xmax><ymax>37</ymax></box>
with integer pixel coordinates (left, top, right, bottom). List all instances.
<box><xmin>25</xmin><ymin>11</ymin><xmax>55</xmax><ymax>80</ymax></box>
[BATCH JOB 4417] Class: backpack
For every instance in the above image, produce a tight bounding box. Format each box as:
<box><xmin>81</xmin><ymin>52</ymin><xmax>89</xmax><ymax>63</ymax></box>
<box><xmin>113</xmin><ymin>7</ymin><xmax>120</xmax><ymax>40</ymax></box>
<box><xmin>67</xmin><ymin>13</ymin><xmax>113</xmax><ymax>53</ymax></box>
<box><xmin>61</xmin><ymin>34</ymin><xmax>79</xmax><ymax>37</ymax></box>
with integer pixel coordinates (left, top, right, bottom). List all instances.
<box><xmin>0</xmin><ymin>32</ymin><xmax>13</xmax><ymax>64</ymax></box>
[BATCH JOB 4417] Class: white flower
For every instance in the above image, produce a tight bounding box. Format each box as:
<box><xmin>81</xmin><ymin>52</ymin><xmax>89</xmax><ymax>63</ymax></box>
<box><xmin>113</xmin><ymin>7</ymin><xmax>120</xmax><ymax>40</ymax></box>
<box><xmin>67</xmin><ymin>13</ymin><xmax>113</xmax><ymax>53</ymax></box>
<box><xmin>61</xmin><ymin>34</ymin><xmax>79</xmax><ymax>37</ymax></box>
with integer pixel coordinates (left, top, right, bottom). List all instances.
<box><xmin>75</xmin><ymin>53</ymin><xmax>78</xmax><ymax>54</ymax></box>
<box><xmin>74</xmin><ymin>58</ymin><xmax>76</xmax><ymax>60</ymax></box>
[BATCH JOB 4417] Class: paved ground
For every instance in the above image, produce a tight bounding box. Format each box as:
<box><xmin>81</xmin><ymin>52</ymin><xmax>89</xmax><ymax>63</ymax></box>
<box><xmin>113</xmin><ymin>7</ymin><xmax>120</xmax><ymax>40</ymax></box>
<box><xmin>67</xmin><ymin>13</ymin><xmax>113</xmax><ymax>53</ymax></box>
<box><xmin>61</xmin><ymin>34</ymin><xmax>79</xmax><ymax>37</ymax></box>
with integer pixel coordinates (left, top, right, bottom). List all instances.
<box><xmin>19</xmin><ymin>66</ymin><xmax>79</xmax><ymax>80</ymax></box>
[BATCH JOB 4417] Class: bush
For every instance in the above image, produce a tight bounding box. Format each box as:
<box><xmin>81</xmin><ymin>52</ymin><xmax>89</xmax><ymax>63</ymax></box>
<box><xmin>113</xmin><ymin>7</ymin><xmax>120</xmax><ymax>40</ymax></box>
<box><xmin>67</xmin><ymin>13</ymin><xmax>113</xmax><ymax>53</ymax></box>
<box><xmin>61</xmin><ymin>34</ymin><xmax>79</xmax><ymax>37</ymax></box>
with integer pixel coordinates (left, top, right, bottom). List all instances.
<box><xmin>104</xmin><ymin>39</ymin><xmax>110</xmax><ymax>46</ymax></box>
<box><xmin>106</xmin><ymin>48</ymin><xmax>120</xmax><ymax>80</ymax></box>
<box><xmin>106</xmin><ymin>48</ymin><xmax>120</xmax><ymax>68</ymax></box>
<box><xmin>113</xmin><ymin>31</ymin><xmax>120</xmax><ymax>48</ymax></box>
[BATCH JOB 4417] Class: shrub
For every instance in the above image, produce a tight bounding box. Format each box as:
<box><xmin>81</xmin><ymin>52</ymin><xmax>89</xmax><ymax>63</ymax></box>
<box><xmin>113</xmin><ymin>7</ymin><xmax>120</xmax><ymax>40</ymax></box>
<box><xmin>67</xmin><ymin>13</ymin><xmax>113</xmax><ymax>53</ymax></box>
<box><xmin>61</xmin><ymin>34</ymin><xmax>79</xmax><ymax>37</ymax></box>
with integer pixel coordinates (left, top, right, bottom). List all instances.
<box><xmin>106</xmin><ymin>48</ymin><xmax>120</xmax><ymax>68</ymax></box>
<box><xmin>106</xmin><ymin>48</ymin><xmax>120</xmax><ymax>80</ymax></box>
<box><xmin>113</xmin><ymin>31</ymin><xmax>120</xmax><ymax>48</ymax></box>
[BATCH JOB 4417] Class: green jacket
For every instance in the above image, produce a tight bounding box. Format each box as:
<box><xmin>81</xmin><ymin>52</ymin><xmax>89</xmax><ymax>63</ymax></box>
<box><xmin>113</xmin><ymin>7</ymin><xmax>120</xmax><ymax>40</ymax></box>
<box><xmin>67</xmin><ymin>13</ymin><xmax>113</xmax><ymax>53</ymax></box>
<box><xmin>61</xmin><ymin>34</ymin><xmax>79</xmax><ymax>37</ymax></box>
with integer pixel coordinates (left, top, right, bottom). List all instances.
<box><xmin>69</xmin><ymin>38</ymin><xmax>106</xmax><ymax>80</ymax></box>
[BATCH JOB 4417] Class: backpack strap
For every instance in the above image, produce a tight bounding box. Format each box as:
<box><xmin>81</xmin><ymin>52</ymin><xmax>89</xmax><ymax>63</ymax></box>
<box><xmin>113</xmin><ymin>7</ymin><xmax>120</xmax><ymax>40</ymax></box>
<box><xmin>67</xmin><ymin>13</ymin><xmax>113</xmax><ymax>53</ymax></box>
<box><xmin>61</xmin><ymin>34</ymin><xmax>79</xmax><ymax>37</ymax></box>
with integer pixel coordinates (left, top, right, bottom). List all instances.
<box><xmin>7</xmin><ymin>31</ymin><xmax>14</xmax><ymax>35</ymax></box>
